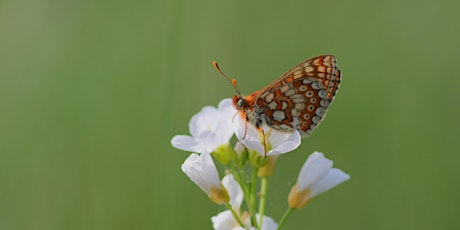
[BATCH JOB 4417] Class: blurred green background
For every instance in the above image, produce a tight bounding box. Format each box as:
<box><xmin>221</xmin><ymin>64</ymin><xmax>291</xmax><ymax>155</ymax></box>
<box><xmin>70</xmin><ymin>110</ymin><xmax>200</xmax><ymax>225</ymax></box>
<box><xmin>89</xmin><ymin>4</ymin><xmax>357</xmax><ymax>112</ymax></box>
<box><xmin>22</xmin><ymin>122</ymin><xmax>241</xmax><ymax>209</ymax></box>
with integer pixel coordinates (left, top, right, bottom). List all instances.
<box><xmin>1</xmin><ymin>0</ymin><xmax>459</xmax><ymax>229</ymax></box>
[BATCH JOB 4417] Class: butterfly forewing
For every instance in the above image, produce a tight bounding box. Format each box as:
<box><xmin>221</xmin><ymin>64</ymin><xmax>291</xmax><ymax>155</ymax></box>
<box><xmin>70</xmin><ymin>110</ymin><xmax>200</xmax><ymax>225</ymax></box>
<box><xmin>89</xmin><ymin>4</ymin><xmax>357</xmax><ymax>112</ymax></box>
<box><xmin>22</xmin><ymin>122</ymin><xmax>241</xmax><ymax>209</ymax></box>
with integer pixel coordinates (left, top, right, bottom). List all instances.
<box><xmin>250</xmin><ymin>55</ymin><xmax>341</xmax><ymax>136</ymax></box>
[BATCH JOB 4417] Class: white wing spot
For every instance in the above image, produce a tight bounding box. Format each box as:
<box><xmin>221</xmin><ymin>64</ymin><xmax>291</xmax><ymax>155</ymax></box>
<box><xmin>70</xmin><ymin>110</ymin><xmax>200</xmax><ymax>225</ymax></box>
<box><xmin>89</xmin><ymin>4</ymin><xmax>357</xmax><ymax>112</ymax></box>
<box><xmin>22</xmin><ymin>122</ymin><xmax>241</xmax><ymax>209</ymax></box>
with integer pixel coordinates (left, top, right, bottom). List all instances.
<box><xmin>285</xmin><ymin>89</ymin><xmax>295</xmax><ymax>96</ymax></box>
<box><xmin>295</xmin><ymin>103</ymin><xmax>305</xmax><ymax>110</ymax></box>
<box><xmin>315</xmin><ymin>107</ymin><xmax>326</xmax><ymax>116</ymax></box>
<box><xmin>311</xmin><ymin>81</ymin><xmax>323</xmax><ymax>90</ymax></box>
<box><xmin>305</xmin><ymin>66</ymin><xmax>314</xmax><ymax>72</ymax></box>
<box><xmin>265</xmin><ymin>93</ymin><xmax>274</xmax><ymax>102</ymax></box>
<box><xmin>320</xmin><ymin>99</ymin><xmax>330</xmax><ymax>107</ymax></box>
<box><xmin>268</xmin><ymin>101</ymin><xmax>277</xmax><ymax>110</ymax></box>
<box><xmin>318</xmin><ymin>90</ymin><xmax>327</xmax><ymax>99</ymax></box>
<box><xmin>280</xmin><ymin>85</ymin><xmax>290</xmax><ymax>93</ymax></box>
<box><xmin>292</xmin><ymin>97</ymin><xmax>304</xmax><ymax>103</ymax></box>
<box><xmin>273</xmin><ymin>111</ymin><xmax>286</xmax><ymax>121</ymax></box>
<box><xmin>312</xmin><ymin>116</ymin><xmax>321</xmax><ymax>124</ymax></box>
<box><xmin>279</xmin><ymin>124</ymin><xmax>290</xmax><ymax>130</ymax></box>
<box><xmin>318</xmin><ymin>65</ymin><xmax>325</xmax><ymax>72</ymax></box>
<box><xmin>291</xmin><ymin>108</ymin><xmax>299</xmax><ymax>116</ymax></box>
<box><xmin>281</xmin><ymin>101</ymin><xmax>288</xmax><ymax>110</ymax></box>
<box><xmin>302</xmin><ymin>78</ymin><xmax>313</xmax><ymax>84</ymax></box>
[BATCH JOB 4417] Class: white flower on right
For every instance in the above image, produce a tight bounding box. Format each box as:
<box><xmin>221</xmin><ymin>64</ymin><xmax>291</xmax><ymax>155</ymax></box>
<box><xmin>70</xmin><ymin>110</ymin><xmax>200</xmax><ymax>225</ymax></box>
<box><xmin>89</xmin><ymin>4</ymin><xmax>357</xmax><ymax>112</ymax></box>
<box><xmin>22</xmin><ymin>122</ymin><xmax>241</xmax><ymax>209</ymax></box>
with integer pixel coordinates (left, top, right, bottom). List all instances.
<box><xmin>172</xmin><ymin>98</ymin><xmax>236</xmax><ymax>154</ymax></box>
<box><xmin>288</xmin><ymin>151</ymin><xmax>350</xmax><ymax>209</ymax></box>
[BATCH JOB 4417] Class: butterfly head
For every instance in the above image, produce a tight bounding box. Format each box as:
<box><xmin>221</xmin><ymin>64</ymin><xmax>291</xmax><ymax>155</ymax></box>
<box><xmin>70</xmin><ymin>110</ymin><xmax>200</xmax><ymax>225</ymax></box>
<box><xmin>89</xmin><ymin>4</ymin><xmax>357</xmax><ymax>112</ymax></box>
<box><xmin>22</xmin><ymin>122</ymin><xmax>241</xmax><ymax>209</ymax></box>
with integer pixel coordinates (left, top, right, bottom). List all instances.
<box><xmin>233</xmin><ymin>95</ymin><xmax>247</xmax><ymax>111</ymax></box>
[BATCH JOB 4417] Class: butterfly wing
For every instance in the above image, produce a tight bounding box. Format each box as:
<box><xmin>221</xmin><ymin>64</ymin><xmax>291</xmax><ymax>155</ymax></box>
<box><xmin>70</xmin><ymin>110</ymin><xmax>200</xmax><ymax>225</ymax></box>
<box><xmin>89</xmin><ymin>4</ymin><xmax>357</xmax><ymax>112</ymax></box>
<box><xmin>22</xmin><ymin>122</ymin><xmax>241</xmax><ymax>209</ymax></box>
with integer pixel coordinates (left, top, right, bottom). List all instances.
<box><xmin>253</xmin><ymin>55</ymin><xmax>341</xmax><ymax>136</ymax></box>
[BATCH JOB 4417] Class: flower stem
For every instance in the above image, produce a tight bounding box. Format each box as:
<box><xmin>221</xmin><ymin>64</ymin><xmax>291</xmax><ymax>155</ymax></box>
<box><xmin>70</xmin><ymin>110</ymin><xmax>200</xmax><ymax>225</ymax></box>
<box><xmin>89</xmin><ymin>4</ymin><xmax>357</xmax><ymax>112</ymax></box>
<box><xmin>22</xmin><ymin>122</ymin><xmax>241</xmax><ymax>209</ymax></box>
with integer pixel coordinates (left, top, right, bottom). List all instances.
<box><xmin>277</xmin><ymin>207</ymin><xmax>294</xmax><ymax>230</ymax></box>
<box><xmin>258</xmin><ymin>176</ymin><xmax>268</xmax><ymax>229</ymax></box>
<box><xmin>225</xmin><ymin>203</ymin><xmax>245</xmax><ymax>228</ymax></box>
<box><xmin>249</xmin><ymin>168</ymin><xmax>259</xmax><ymax>228</ymax></box>
<box><xmin>228</xmin><ymin>164</ymin><xmax>247</xmax><ymax>195</ymax></box>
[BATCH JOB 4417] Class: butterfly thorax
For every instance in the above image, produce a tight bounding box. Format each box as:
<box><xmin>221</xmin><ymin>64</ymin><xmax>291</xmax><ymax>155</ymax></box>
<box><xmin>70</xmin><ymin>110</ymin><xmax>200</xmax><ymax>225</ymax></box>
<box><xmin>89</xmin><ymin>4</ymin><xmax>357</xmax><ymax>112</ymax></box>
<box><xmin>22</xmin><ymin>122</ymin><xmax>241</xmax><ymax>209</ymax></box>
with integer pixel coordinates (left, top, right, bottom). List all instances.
<box><xmin>233</xmin><ymin>93</ymin><xmax>266</xmax><ymax>130</ymax></box>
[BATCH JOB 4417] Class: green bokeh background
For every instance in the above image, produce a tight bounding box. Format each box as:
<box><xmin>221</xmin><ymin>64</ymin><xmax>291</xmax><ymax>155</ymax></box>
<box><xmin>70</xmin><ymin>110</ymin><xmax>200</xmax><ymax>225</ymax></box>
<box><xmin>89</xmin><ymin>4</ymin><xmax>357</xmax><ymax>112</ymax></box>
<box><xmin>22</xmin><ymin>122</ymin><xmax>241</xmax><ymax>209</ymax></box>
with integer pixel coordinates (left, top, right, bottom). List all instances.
<box><xmin>1</xmin><ymin>0</ymin><xmax>459</xmax><ymax>229</ymax></box>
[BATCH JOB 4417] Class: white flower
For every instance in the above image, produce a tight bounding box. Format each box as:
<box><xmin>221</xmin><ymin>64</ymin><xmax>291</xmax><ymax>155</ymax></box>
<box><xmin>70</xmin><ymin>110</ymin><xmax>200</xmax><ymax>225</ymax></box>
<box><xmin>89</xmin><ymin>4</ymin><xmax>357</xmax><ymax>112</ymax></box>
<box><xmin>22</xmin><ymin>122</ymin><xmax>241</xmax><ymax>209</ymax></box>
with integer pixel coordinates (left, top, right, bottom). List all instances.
<box><xmin>181</xmin><ymin>153</ymin><xmax>229</xmax><ymax>204</ymax></box>
<box><xmin>211</xmin><ymin>175</ymin><xmax>278</xmax><ymax>230</ymax></box>
<box><xmin>250</xmin><ymin>215</ymin><xmax>278</xmax><ymax>230</ymax></box>
<box><xmin>172</xmin><ymin>98</ymin><xmax>236</xmax><ymax>154</ymax></box>
<box><xmin>222</xmin><ymin>174</ymin><xmax>243</xmax><ymax>210</ymax></box>
<box><xmin>288</xmin><ymin>151</ymin><xmax>350</xmax><ymax>209</ymax></box>
<box><xmin>211</xmin><ymin>211</ymin><xmax>278</xmax><ymax>230</ymax></box>
<box><xmin>234</xmin><ymin>116</ymin><xmax>301</xmax><ymax>156</ymax></box>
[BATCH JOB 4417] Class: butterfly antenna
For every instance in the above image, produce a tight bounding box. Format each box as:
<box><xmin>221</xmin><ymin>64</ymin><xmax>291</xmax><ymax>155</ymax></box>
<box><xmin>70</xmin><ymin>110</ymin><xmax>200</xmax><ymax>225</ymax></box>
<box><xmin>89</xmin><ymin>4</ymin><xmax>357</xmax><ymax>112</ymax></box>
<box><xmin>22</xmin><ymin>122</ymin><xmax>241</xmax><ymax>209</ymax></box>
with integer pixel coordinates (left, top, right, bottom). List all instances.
<box><xmin>213</xmin><ymin>61</ymin><xmax>242</xmax><ymax>96</ymax></box>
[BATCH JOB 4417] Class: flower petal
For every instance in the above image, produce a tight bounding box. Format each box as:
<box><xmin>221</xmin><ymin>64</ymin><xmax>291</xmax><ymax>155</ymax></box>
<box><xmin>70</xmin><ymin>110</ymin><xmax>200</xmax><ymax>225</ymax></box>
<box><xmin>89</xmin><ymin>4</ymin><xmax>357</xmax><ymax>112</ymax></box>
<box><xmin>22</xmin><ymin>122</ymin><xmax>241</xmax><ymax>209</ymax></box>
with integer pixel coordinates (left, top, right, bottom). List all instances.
<box><xmin>189</xmin><ymin>106</ymin><xmax>221</xmax><ymax>138</ymax></box>
<box><xmin>171</xmin><ymin>135</ymin><xmax>200</xmax><ymax>152</ymax></box>
<box><xmin>222</xmin><ymin>174</ymin><xmax>243</xmax><ymax>210</ymax></box>
<box><xmin>211</xmin><ymin>210</ymin><xmax>235</xmax><ymax>230</ymax></box>
<box><xmin>234</xmin><ymin>117</ymin><xmax>265</xmax><ymax>154</ymax></box>
<box><xmin>266</xmin><ymin>131</ymin><xmax>301</xmax><ymax>156</ymax></box>
<box><xmin>181</xmin><ymin>153</ymin><xmax>221</xmax><ymax>194</ymax></box>
<box><xmin>258</xmin><ymin>214</ymin><xmax>278</xmax><ymax>230</ymax></box>
<box><xmin>245</xmin><ymin>215</ymin><xmax>278</xmax><ymax>230</ymax></box>
<box><xmin>235</xmin><ymin>118</ymin><xmax>301</xmax><ymax>156</ymax></box>
<box><xmin>297</xmin><ymin>152</ymin><xmax>333</xmax><ymax>190</ymax></box>
<box><xmin>310</xmin><ymin>168</ymin><xmax>350</xmax><ymax>198</ymax></box>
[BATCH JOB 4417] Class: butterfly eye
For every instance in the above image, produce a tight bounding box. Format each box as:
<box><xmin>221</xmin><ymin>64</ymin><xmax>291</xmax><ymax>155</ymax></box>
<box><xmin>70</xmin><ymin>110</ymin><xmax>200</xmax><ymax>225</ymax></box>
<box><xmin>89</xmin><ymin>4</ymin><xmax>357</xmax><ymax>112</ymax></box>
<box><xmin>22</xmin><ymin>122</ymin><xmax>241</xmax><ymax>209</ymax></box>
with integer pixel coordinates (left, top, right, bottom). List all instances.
<box><xmin>237</xmin><ymin>98</ymin><xmax>245</xmax><ymax>108</ymax></box>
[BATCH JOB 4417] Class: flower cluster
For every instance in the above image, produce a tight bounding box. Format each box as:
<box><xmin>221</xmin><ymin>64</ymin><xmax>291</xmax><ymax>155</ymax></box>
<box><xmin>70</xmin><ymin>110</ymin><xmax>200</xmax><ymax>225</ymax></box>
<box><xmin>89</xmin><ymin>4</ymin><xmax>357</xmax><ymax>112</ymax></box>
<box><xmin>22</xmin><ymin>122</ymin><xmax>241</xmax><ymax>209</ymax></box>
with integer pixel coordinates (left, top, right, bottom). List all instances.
<box><xmin>171</xmin><ymin>98</ymin><xmax>350</xmax><ymax>229</ymax></box>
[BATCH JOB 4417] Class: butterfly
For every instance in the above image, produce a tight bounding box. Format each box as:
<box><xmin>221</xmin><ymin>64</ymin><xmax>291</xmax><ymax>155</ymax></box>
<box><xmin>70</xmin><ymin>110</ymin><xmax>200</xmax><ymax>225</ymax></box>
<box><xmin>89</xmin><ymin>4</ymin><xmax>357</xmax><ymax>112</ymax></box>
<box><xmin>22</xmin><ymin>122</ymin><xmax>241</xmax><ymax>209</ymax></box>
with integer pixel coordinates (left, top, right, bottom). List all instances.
<box><xmin>214</xmin><ymin>55</ymin><xmax>341</xmax><ymax>140</ymax></box>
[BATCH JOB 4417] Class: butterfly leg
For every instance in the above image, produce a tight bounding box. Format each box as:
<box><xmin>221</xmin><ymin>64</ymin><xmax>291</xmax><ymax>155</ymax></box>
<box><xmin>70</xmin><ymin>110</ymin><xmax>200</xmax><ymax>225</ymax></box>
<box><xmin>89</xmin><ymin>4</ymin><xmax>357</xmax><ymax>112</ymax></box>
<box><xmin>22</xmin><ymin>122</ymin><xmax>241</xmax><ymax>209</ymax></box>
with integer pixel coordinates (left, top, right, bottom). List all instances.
<box><xmin>242</xmin><ymin>121</ymin><xmax>248</xmax><ymax>140</ymax></box>
<box><xmin>258</xmin><ymin>127</ymin><xmax>267</xmax><ymax>157</ymax></box>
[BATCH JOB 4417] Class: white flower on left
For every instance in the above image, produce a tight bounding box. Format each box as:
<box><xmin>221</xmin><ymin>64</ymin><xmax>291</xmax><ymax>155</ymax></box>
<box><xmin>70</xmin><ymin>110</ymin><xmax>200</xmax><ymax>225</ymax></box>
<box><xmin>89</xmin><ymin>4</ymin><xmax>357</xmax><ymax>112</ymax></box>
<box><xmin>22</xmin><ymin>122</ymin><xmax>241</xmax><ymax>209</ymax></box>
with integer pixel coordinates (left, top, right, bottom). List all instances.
<box><xmin>172</xmin><ymin>98</ymin><xmax>236</xmax><ymax>154</ymax></box>
<box><xmin>181</xmin><ymin>153</ymin><xmax>229</xmax><ymax>204</ymax></box>
<box><xmin>211</xmin><ymin>175</ymin><xmax>278</xmax><ymax>230</ymax></box>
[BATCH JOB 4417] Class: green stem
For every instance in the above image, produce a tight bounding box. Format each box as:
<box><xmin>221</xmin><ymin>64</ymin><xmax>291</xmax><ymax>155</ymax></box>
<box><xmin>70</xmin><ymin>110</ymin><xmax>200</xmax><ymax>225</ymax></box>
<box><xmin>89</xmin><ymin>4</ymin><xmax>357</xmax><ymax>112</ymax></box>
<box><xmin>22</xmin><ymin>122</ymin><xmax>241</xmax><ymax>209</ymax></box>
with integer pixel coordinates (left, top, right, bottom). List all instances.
<box><xmin>258</xmin><ymin>177</ymin><xmax>268</xmax><ymax>229</ymax></box>
<box><xmin>225</xmin><ymin>203</ymin><xmax>245</xmax><ymax>228</ymax></box>
<box><xmin>277</xmin><ymin>208</ymin><xmax>294</xmax><ymax>230</ymax></box>
<box><xmin>228</xmin><ymin>164</ymin><xmax>247</xmax><ymax>195</ymax></box>
<box><xmin>249</xmin><ymin>168</ymin><xmax>259</xmax><ymax>228</ymax></box>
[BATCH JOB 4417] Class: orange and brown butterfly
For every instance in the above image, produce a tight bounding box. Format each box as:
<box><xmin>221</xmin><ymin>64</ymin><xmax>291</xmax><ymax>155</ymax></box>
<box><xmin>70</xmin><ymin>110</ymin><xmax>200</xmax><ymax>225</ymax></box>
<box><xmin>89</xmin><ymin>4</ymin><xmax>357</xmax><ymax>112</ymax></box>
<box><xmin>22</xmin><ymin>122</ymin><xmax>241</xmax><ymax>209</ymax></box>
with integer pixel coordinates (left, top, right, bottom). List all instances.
<box><xmin>213</xmin><ymin>55</ymin><xmax>341</xmax><ymax>139</ymax></box>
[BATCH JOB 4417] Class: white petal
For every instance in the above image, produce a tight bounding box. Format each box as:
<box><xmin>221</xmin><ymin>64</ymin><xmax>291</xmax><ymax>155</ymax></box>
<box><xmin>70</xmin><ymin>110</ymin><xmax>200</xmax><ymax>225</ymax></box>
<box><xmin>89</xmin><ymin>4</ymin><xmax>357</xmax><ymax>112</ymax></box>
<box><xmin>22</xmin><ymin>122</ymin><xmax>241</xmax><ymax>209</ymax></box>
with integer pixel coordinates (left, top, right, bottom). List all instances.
<box><xmin>215</xmin><ymin>120</ymin><xmax>235</xmax><ymax>144</ymax></box>
<box><xmin>181</xmin><ymin>153</ymin><xmax>221</xmax><ymax>194</ymax></box>
<box><xmin>234</xmin><ymin>117</ymin><xmax>265</xmax><ymax>154</ymax></box>
<box><xmin>222</xmin><ymin>174</ymin><xmax>243</xmax><ymax>210</ymax></box>
<box><xmin>211</xmin><ymin>210</ymin><xmax>235</xmax><ymax>230</ymax></box>
<box><xmin>175</xmin><ymin>99</ymin><xmax>236</xmax><ymax>154</ymax></box>
<box><xmin>181</xmin><ymin>154</ymin><xmax>208</xmax><ymax>192</ymax></box>
<box><xmin>310</xmin><ymin>168</ymin><xmax>350</xmax><ymax>198</ymax></box>
<box><xmin>218</xmin><ymin>98</ymin><xmax>236</xmax><ymax>117</ymax></box>
<box><xmin>201</xmin><ymin>153</ymin><xmax>221</xmax><ymax>188</ymax></box>
<box><xmin>297</xmin><ymin>152</ymin><xmax>333</xmax><ymax>190</ymax></box>
<box><xmin>171</xmin><ymin>135</ymin><xmax>199</xmax><ymax>152</ymax></box>
<box><xmin>246</xmin><ymin>215</ymin><xmax>278</xmax><ymax>230</ymax></box>
<box><xmin>235</xmin><ymin>118</ymin><xmax>301</xmax><ymax>156</ymax></box>
<box><xmin>266</xmin><ymin>131</ymin><xmax>301</xmax><ymax>156</ymax></box>
<box><xmin>189</xmin><ymin>106</ymin><xmax>221</xmax><ymax>138</ymax></box>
